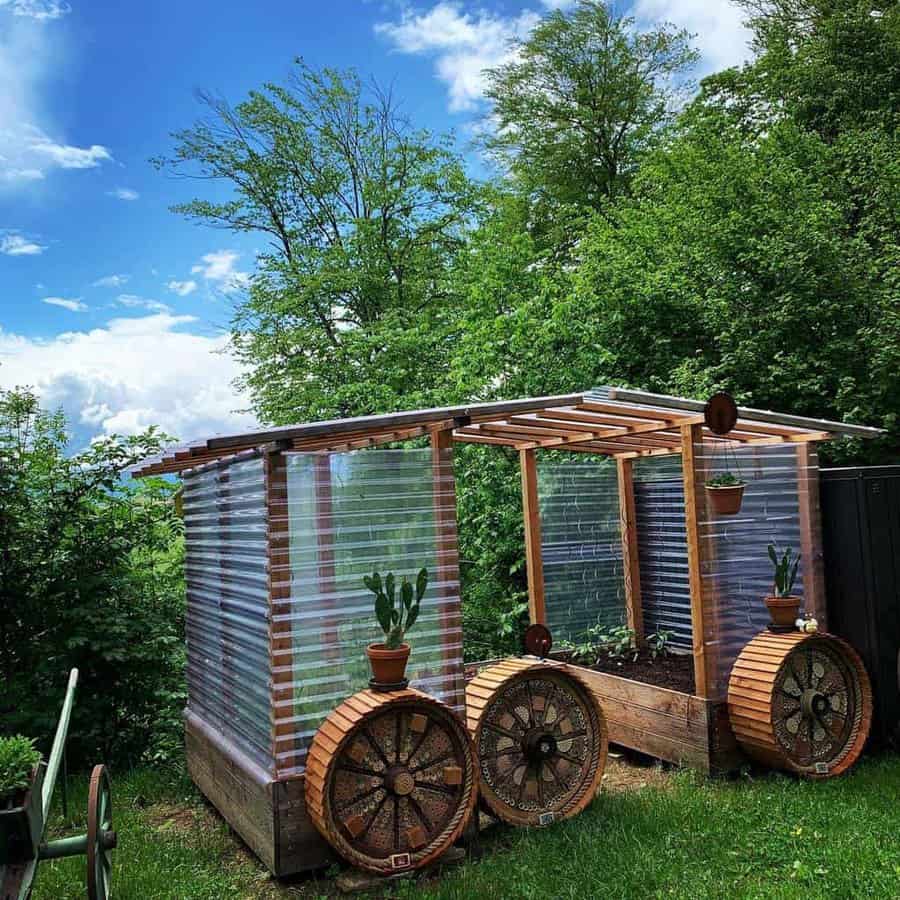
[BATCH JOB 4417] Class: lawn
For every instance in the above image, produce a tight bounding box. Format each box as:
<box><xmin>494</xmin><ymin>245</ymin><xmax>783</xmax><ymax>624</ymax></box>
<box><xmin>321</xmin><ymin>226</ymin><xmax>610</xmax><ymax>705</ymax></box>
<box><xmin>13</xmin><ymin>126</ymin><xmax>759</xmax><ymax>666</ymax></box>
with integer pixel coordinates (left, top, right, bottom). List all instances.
<box><xmin>32</xmin><ymin>753</ymin><xmax>900</xmax><ymax>900</ymax></box>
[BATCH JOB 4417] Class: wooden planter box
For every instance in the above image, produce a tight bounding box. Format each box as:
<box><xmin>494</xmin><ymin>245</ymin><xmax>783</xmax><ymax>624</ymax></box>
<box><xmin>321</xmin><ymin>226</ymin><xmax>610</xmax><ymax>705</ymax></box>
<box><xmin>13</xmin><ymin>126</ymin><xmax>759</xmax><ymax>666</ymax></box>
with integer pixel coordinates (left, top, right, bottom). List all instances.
<box><xmin>0</xmin><ymin>765</ymin><xmax>44</xmax><ymax>866</ymax></box>
<box><xmin>567</xmin><ymin>666</ymin><xmax>743</xmax><ymax>774</ymax></box>
<box><xmin>185</xmin><ymin>712</ymin><xmax>334</xmax><ymax>877</ymax></box>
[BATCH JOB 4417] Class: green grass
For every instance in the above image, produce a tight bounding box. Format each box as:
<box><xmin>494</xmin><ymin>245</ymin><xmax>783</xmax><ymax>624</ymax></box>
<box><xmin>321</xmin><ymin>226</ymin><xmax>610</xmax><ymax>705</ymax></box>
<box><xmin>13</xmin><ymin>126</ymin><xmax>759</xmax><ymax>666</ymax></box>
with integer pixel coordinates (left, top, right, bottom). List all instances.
<box><xmin>32</xmin><ymin>755</ymin><xmax>900</xmax><ymax>900</ymax></box>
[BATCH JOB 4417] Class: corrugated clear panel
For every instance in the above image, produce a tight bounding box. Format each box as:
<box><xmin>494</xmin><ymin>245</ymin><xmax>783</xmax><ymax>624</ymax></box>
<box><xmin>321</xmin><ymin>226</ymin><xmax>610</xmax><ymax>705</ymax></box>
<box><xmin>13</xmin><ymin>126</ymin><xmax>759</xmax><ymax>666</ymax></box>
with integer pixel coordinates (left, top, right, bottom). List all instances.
<box><xmin>182</xmin><ymin>456</ymin><xmax>273</xmax><ymax>770</ymax></box>
<box><xmin>272</xmin><ymin>449</ymin><xmax>465</xmax><ymax>775</ymax></box>
<box><xmin>700</xmin><ymin>443</ymin><xmax>810</xmax><ymax>698</ymax></box>
<box><xmin>538</xmin><ymin>456</ymin><xmax>625</xmax><ymax>644</ymax></box>
<box><xmin>633</xmin><ymin>455</ymin><xmax>693</xmax><ymax>651</ymax></box>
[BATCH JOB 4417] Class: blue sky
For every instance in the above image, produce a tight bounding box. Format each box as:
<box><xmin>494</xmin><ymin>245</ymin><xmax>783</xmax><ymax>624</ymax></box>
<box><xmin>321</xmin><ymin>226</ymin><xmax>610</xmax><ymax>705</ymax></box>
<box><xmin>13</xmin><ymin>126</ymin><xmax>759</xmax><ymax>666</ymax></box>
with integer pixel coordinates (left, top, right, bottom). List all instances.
<box><xmin>0</xmin><ymin>0</ymin><xmax>751</xmax><ymax>449</ymax></box>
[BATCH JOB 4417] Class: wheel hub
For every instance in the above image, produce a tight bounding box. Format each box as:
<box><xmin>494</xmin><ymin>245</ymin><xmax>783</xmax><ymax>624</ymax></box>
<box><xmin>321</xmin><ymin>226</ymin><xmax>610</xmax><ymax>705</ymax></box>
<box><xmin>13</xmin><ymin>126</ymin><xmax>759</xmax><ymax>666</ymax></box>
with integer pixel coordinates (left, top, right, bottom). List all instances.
<box><xmin>384</xmin><ymin>766</ymin><xmax>415</xmax><ymax>796</ymax></box>
<box><xmin>801</xmin><ymin>689</ymin><xmax>829</xmax><ymax>719</ymax></box>
<box><xmin>523</xmin><ymin>728</ymin><xmax>557</xmax><ymax>762</ymax></box>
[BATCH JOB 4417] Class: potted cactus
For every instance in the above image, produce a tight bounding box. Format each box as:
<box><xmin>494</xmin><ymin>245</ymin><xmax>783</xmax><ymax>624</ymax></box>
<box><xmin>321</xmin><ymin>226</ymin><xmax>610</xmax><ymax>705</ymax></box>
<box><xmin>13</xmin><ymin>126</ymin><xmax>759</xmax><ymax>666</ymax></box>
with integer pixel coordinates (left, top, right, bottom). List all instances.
<box><xmin>765</xmin><ymin>544</ymin><xmax>802</xmax><ymax>629</ymax></box>
<box><xmin>362</xmin><ymin>567</ymin><xmax>427</xmax><ymax>685</ymax></box>
<box><xmin>705</xmin><ymin>471</ymin><xmax>746</xmax><ymax>515</ymax></box>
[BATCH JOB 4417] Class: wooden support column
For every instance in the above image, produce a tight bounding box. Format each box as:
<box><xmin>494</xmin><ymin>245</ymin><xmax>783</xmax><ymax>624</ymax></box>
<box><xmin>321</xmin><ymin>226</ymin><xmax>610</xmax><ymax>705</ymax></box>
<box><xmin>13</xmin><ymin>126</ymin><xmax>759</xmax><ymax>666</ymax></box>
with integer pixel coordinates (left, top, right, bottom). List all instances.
<box><xmin>266</xmin><ymin>448</ymin><xmax>292</xmax><ymax>776</ymax></box>
<box><xmin>796</xmin><ymin>442</ymin><xmax>827</xmax><ymax>629</ymax></box>
<box><xmin>681</xmin><ymin>423</ymin><xmax>716</xmax><ymax>699</ymax></box>
<box><xmin>616</xmin><ymin>457</ymin><xmax>644</xmax><ymax>644</ymax></box>
<box><xmin>431</xmin><ymin>427</ymin><xmax>465</xmax><ymax>710</ymax></box>
<box><xmin>519</xmin><ymin>448</ymin><xmax>546</xmax><ymax>626</ymax></box>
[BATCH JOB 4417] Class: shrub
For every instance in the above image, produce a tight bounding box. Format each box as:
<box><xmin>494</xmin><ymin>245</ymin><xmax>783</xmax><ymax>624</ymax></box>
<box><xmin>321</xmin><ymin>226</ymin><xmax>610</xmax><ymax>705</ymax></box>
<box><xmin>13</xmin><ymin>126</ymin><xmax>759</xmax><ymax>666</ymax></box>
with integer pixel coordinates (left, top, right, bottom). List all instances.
<box><xmin>0</xmin><ymin>735</ymin><xmax>41</xmax><ymax>802</ymax></box>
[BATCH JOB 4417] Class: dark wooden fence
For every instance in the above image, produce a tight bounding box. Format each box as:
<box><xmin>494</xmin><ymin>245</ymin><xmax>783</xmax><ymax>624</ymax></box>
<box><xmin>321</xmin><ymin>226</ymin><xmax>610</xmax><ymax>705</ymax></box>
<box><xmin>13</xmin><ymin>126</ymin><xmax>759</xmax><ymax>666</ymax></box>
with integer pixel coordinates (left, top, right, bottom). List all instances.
<box><xmin>821</xmin><ymin>466</ymin><xmax>900</xmax><ymax>745</ymax></box>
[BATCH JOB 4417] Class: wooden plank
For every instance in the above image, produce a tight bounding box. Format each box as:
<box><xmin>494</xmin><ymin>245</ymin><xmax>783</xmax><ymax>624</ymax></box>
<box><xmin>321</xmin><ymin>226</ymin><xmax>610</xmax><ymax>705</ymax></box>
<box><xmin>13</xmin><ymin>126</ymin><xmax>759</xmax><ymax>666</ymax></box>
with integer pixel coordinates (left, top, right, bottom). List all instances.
<box><xmin>617</xmin><ymin>458</ymin><xmax>644</xmax><ymax>644</ymax></box>
<box><xmin>519</xmin><ymin>448</ymin><xmax>546</xmax><ymax>625</ymax></box>
<box><xmin>431</xmin><ymin>427</ymin><xmax>465</xmax><ymax>710</ymax></box>
<box><xmin>796</xmin><ymin>443</ymin><xmax>827</xmax><ymax>628</ymax></box>
<box><xmin>272</xmin><ymin>776</ymin><xmax>336</xmax><ymax>875</ymax></box>
<box><xmin>681</xmin><ymin>423</ymin><xmax>713</xmax><ymax>699</ymax></box>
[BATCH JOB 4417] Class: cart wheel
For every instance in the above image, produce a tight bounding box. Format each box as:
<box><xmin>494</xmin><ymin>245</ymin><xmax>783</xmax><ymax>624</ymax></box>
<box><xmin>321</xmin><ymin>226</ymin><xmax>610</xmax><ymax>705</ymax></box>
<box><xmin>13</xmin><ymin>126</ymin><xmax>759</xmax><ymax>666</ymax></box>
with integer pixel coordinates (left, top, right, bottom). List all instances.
<box><xmin>87</xmin><ymin>764</ymin><xmax>116</xmax><ymax>900</ymax></box>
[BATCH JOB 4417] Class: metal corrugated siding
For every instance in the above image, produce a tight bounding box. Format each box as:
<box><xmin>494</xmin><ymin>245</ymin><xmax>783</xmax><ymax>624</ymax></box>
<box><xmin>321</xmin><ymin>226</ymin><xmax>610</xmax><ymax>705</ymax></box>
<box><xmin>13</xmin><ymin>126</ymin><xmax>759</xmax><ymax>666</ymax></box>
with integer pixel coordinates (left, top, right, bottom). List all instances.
<box><xmin>182</xmin><ymin>457</ymin><xmax>273</xmax><ymax>770</ymax></box>
<box><xmin>538</xmin><ymin>457</ymin><xmax>626</xmax><ymax>644</ymax></box>
<box><xmin>272</xmin><ymin>449</ymin><xmax>465</xmax><ymax>775</ymax></box>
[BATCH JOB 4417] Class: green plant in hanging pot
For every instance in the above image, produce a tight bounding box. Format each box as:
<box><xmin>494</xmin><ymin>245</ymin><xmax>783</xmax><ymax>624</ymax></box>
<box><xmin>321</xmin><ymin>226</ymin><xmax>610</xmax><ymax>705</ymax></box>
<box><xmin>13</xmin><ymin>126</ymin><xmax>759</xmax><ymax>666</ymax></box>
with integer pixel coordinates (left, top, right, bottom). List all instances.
<box><xmin>765</xmin><ymin>544</ymin><xmax>802</xmax><ymax>630</ymax></box>
<box><xmin>705</xmin><ymin>471</ymin><xmax>746</xmax><ymax>515</ymax></box>
<box><xmin>363</xmin><ymin>568</ymin><xmax>427</xmax><ymax>685</ymax></box>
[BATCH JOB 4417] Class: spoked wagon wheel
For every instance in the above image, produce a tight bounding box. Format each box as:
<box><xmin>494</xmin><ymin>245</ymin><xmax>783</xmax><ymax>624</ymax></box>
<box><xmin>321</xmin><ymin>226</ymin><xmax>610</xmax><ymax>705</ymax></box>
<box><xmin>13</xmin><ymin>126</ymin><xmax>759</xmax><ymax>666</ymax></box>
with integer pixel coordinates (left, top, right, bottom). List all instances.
<box><xmin>86</xmin><ymin>764</ymin><xmax>117</xmax><ymax>900</ymax></box>
<box><xmin>305</xmin><ymin>689</ymin><xmax>476</xmax><ymax>874</ymax></box>
<box><xmin>466</xmin><ymin>658</ymin><xmax>607</xmax><ymax>826</ymax></box>
<box><xmin>729</xmin><ymin>632</ymin><xmax>872</xmax><ymax>778</ymax></box>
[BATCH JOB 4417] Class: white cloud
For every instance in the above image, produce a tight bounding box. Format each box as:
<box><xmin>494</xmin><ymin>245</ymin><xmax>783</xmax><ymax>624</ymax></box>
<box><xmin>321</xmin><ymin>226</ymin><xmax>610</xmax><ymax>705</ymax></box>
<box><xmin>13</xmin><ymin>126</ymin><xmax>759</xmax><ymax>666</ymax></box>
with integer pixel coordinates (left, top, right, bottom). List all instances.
<box><xmin>116</xmin><ymin>293</ymin><xmax>170</xmax><ymax>313</ymax></box>
<box><xmin>0</xmin><ymin>313</ymin><xmax>256</xmax><ymax>446</ymax></box>
<box><xmin>92</xmin><ymin>273</ymin><xmax>129</xmax><ymax>288</ymax></box>
<box><xmin>375</xmin><ymin>3</ymin><xmax>539</xmax><ymax>112</ymax></box>
<box><xmin>632</xmin><ymin>0</ymin><xmax>753</xmax><ymax>72</ymax></box>
<box><xmin>31</xmin><ymin>136</ymin><xmax>111</xmax><ymax>169</ymax></box>
<box><xmin>166</xmin><ymin>279</ymin><xmax>197</xmax><ymax>297</ymax></box>
<box><xmin>107</xmin><ymin>186</ymin><xmax>139</xmax><ymax>201</ymax></box>
<box><xmin>0</xmin><ymin>15</ymin><xmax>110</xmax><ymax>186</ymax></box>
<box><xmin>539</xmin><ymin>0</ymin><xmax>575</xmax><ymax>7</ymax></box>
<box><xmin>0</xmin><ymin>0</ymin><xmax>70</xmax><ymax>21</ymax></box>
<box><xmin>1</xmin><ymin>232</ymin><xmax>44</xmax><ymax>255</ymax></box>
<box><xmin>191</xmin><ymin>250</ymin><xmax>250</xmax><ymax>294</ymax></box>
<box><xmin>42</xmin><ymin>296</ymin><xmax>87</xmax><ymax>312</ymax></box>
<box><xmin>2</xmin><ymin>167</ymin><xmax>44</xmax><ymax>181</ymax></box>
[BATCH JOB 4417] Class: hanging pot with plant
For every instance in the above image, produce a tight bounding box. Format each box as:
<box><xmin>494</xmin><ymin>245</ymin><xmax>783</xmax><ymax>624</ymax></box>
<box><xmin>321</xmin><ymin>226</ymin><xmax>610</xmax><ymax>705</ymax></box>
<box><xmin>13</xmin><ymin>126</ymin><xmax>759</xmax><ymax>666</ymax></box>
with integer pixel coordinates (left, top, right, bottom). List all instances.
<box><xmin>765</xmin><ymin>544</ymin><xmax>802</xmax><ymax>631</ymax></box>
<box><xmin>705</xmin><ymin>472</ymin><xmax>746</xmax><ymax>515</ymax></box>
<box><xmin>362</xmin><ymin>567</ymin><xmax>427</xmax><ymax>688</ymax></box>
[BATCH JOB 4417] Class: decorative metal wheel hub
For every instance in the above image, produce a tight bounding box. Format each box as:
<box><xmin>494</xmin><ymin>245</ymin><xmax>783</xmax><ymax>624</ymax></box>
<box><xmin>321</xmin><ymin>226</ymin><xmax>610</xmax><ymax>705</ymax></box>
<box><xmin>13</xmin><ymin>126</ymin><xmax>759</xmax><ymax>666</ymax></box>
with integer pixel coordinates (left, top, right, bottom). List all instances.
<box><xmin>468</xmin><ymin>662</ymin><xmax>607</xmax><ymax>826</ymax></box>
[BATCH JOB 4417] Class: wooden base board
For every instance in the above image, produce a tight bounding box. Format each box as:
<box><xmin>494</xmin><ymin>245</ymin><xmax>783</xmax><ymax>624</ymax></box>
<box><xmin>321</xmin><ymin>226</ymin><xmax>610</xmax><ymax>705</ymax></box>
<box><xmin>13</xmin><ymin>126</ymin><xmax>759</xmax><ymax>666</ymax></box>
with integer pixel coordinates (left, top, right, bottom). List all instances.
<box><xmin>185</xmin><ymin>712</ymin><xmax>334</xmax><ymax>876</ymax></box>
<box><xmin>565</xmin><ymin>666</ymin><xmax>744</xmax><ymax>774</ymax></box>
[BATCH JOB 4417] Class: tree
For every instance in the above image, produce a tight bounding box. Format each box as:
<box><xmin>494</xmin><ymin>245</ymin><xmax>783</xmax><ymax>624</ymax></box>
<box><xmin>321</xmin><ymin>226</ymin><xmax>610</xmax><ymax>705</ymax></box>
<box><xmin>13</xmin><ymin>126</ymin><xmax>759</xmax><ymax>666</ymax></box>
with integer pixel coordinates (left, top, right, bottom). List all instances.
<box><xmin>157</xmin><ymin>61</ymin><xmax>478</xmax><ymax>424</ymax></box>
<box><xmin>0</xmin><ymin>389</ymin><xmax>185</xmax><ymax>765</ymax></box>
<box><xmin>484</xmin><ymin>1</ymin><xmax>698</xmax><ymax>221</ymax></box>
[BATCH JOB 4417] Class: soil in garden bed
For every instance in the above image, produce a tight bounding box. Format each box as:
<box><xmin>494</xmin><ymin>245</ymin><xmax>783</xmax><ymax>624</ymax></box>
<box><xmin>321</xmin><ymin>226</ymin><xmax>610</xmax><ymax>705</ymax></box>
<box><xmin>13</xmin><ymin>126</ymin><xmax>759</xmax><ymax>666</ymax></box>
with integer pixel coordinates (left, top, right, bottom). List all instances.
<box><xmin>563</xmin><ymin>651</ymin><xmax>696</xmax><ymax>694</ymax></box>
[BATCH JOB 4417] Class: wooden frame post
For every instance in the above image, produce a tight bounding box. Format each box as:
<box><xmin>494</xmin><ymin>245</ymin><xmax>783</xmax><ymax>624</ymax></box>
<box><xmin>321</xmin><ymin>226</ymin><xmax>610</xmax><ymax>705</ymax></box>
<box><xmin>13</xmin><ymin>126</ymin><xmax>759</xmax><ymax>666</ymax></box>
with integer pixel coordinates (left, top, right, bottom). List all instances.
<box><xmin>519</xmin><ymin>448</ymin><xmax>546</xmax><ymax>626</ymax></box>
<box><xmin>796</xmin><ymin>442</ymin><xmax>827</xmax><ymax>629</ymax></box>
<box><xmin>266</xmin><ymin>448</ymin><xmax>292</xmax><ymax>776</ymax></box>
<box><xmin>681</xmin><ymin>423</ymin><xmax>715</xmax><ymax>699</ymax></box>
<box><xmin>616</xmin><ymin>457</ymin><xmax>644</xmax><ymax>644</ymax></box>
<box><xmin>431</xmin><ymin>426</ymin><xmax>465</xmax><ymax>709</ymax></box>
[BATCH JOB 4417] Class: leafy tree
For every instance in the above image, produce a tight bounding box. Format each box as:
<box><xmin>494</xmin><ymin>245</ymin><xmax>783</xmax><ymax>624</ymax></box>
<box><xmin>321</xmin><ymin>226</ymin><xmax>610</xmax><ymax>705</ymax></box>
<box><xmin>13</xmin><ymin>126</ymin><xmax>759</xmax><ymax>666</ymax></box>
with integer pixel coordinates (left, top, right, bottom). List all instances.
<box><xmin>484</xmin><ymin>1</ymin><xmax>697</xmax><ymax>222</ymax></box>
<box><xmin>0</xmin><ymin>389</ymin><xmax>185</xmax><ymax>766</ymax></box>
<box><xmin>156</xmin><ymin>60</ymin><xmax>478</xmax><ymax>423</ymax></box>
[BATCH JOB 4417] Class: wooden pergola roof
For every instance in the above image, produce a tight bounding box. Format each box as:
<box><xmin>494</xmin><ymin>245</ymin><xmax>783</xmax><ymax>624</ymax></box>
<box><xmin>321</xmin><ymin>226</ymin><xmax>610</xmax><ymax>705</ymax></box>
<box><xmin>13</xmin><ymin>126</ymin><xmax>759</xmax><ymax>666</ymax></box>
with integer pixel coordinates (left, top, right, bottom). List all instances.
<box><xmin>131</xmin><ymin>386</ymin><xmax>881</xmax><ymax>478</ymax></box>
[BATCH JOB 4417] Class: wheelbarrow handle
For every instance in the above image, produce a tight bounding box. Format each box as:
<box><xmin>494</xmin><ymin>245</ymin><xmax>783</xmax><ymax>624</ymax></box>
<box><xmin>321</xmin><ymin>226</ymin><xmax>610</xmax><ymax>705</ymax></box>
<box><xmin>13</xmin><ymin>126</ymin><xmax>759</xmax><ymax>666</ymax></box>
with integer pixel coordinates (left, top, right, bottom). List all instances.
<box><xmin>41</xmin><ymin>668</ymin><xmax>79</xmax><ymax>824</ymax></box>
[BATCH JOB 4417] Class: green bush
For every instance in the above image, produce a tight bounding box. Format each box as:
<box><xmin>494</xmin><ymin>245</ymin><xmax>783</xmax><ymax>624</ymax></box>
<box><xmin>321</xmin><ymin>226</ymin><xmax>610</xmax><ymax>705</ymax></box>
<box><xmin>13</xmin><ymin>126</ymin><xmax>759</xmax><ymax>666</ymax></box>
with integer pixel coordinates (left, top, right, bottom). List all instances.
<box><xmin>0</xmin><ymin>735</ymin><xmax>41</xmax><ymax>801</ymax></box>
<box><xmin>0</xmin><ymin>389</ymin><xmax>186</xmax><ymax>769</ymax></box>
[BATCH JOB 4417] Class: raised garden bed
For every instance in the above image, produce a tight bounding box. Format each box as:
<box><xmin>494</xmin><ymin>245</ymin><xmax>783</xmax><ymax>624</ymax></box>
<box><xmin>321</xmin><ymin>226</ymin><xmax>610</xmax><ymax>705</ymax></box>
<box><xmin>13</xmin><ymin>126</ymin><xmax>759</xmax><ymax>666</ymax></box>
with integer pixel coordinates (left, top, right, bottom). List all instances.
<box><xmin>557</xmin><ymin>650</ymin><xmax>695</xmax><ymax>695</ymax></box>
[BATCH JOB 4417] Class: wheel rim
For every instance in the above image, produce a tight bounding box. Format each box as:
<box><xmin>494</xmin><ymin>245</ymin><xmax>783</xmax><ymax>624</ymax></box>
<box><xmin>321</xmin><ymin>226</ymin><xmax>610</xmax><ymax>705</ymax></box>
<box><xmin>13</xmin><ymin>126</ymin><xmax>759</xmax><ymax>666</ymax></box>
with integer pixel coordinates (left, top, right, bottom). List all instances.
<box><xmin>773</xmin><ymin>640</ymin><xmax>863</xmax><ymax>772</ymax></box>
<box><xmin>87</xmin><ymin>764</ymin><xmax>114</xmax><ymax>900</ymax></box>
<box><xmin>474</xmin><ymin>667</ymin><xmax>606</xmax><ymax>825</ymax></box>
<box><xmin>322</xmin><ymin>697</ymin><xmax>475</xmax><ymax>872</ymax></box>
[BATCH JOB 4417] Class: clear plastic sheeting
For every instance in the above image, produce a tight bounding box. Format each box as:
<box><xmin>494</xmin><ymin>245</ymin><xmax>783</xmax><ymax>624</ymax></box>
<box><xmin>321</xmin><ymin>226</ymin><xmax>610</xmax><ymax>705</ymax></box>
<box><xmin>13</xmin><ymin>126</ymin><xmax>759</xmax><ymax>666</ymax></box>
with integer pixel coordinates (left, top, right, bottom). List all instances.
<box><xmin>182</xmin><ymin>456</ymin><xmax>273</xmax><ymax>770</ymax></box>
<box><xmin>273</xmin><ymin>449</ymin><xmax>464</xmax><ymax>775</ymax></box>
<box><xmin>700</xmin><ymin>443</ymin><xmax>811</xmax><ymax>698</ymax></box>
<box><xmin>633</xmin><ymin>456</ymin><xmax>692</xmax><ymax>651</ymax></box>
<box><xmin>538</xmin><ymin>456</ymin><xmax>626</xmax><ymax>645</ymax></box>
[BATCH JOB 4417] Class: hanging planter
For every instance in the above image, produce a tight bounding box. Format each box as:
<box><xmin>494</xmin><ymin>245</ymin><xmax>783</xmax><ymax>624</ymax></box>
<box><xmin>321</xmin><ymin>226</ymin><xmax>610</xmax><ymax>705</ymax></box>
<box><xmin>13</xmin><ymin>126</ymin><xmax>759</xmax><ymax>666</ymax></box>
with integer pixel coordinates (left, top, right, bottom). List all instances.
<box><xmin>705</xmin><ymin>472</ymin><xmax>746</xmax><ymax>515</ymax></box>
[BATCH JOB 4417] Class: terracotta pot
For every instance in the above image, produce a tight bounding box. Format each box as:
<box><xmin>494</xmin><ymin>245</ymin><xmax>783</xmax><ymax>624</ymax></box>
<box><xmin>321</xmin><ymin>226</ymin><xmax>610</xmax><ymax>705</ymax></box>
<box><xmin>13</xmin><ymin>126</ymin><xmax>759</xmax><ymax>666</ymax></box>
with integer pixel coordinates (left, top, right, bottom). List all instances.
<box><xmin>705</xmin><ymin>483</ymin><xmax>745</xmax><ymax>515</ymax></box>
<box><xmin>765</xmin><ymin>596</ymin><xmax>801</xmax><ymax>629</ymax></box>
<box><xmin>367</xmin><ymin>642</ymin><xmax>411</xmax><ymax>684</ymax></box>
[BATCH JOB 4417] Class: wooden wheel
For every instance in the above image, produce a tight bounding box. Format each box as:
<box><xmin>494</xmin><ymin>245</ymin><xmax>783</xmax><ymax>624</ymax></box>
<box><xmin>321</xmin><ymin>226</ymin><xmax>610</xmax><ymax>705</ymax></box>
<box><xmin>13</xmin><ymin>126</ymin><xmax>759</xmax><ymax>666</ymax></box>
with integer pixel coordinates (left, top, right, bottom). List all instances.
<box><xmin>87</xmin><ymin>764</ymin><xmax>116</xmax><ymax>900</ymax></box>
<box><xmin>466</xmin><ymin>658</ymin><xmax>607</xmax><ymax>826</ymax></box>
<box><xmin>305</xmin><ymin>689</ymin><xmax>476</xmax><ymax>874</ymax></box>
<box><xmin>729</xmin><ymin>632</ymin><xmax>872</xmax><ymax>778</ymax></box>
